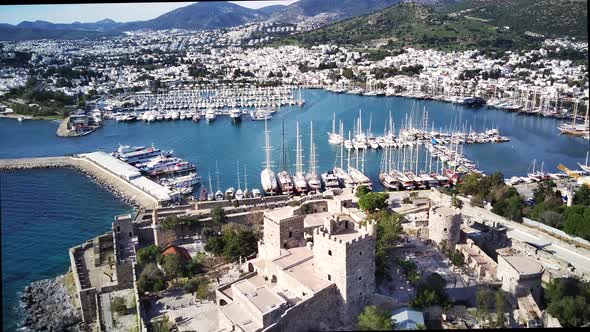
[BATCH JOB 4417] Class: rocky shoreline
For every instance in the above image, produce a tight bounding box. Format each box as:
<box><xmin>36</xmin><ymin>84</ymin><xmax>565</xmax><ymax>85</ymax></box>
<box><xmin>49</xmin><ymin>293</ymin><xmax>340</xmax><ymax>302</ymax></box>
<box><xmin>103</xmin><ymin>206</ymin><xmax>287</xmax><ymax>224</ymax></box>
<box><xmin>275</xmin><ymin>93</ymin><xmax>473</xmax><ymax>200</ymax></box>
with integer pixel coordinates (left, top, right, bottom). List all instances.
<box><xmin>19</xmin><ymin>275</ymin><xmax>87</xmax><ymax>332</ymax></box>
<box><xmin>73</xmin><ymin>166</ymin><xmax>141</xmax><ymax>209</ymax></box>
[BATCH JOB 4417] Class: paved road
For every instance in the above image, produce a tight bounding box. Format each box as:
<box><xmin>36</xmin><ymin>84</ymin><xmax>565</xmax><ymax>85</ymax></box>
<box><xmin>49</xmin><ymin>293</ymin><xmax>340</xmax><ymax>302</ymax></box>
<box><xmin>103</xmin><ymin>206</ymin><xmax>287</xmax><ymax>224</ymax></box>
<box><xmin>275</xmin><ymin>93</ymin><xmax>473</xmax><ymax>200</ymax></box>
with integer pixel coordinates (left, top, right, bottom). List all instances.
<box><xmin>506</xmin><ymin>228</ymin><xmax>590</xmax><ymax>273</ymax></box>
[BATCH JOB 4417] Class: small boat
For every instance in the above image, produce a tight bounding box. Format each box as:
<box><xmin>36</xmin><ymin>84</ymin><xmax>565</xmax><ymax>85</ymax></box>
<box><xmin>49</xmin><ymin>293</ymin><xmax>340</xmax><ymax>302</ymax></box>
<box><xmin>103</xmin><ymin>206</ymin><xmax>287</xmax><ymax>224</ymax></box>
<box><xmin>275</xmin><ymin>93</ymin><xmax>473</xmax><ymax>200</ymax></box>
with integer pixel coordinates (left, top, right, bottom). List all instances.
<box><xmin>230</xmin><ymin>109</ymin><xmax>242</xmax><ymax>123</ymax></box>
<box><xmin>252</xmin><ymin>188</ymin><xmax>262</xmax><ymax>198</ymax></box>
<box><xmin>205</xmin><ymin>109</ymin><xmax>216</xmax><ymax>122</ymax></box>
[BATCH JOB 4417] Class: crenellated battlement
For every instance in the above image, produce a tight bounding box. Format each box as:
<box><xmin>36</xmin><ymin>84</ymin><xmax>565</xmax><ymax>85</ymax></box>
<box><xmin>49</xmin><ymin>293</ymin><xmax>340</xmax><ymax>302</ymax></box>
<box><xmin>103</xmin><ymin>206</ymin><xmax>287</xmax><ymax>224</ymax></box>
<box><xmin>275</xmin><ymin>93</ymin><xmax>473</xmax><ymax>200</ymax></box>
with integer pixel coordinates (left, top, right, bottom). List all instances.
<box><xmin>314</xmin><ymin>221</ymin><xmax>375</xmax><ymax>249</ymax></box>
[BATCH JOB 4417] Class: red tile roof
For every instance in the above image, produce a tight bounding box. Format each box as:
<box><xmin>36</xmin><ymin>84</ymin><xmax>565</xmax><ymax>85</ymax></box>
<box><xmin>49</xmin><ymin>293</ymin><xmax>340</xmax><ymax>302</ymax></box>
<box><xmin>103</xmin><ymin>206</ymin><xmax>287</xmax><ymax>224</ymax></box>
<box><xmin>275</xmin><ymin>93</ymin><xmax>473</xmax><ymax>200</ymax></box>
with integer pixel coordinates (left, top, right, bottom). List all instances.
<box><xmin>160</xmin><ymin>244</ymin><xmax>192</xmax><ymax>261</ymax></box>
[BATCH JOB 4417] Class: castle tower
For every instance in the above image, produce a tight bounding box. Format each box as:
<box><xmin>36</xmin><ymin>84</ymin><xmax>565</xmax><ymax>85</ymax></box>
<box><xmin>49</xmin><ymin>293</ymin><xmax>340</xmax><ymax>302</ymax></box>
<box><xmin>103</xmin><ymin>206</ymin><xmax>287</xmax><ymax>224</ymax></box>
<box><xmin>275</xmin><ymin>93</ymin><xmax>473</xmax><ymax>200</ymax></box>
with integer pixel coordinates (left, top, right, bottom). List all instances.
<box><xmin>258</xmin><ymin>207</ymin><xmax>306</xmax><ymax>260</ymax></box>
<box><xmin>428</xmin><ymin>206</ymin><xmax>462</xmax><ymax>247</ymax></box>
<box><xmin>312</xmin><ymin>216</ymin><xmax>376</xmax><ymax>314</ymax></box>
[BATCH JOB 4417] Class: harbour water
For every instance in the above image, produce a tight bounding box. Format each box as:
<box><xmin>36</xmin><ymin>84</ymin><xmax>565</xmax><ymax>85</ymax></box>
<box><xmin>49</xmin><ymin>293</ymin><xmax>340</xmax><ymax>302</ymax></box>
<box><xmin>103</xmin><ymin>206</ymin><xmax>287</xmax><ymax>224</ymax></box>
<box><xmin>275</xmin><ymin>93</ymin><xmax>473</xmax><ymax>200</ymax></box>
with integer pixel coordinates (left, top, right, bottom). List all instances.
<box><xmin>0</xmin><ymin>89</ymin><xmax>588</xmax><ymax>330</ymax></box>
<box><xmin>1</xmin><ymin>169</ymin><xmax>131</xmax><ymax>331</ymax></box>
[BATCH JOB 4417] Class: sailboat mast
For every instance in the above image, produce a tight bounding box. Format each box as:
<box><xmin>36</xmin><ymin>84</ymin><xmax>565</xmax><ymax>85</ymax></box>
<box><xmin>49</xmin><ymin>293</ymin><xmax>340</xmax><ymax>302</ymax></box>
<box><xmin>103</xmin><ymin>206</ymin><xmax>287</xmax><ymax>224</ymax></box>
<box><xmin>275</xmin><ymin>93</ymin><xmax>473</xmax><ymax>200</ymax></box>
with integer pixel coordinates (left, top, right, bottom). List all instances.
<box><xmin>264</xmin><ymin>118</ymin><xmax>271</xmax><ymax>170</ymax></box>
<box><xmin>216</xmin><ymin>161</ymin><xmax>220</xmax><ymax>191</ymax></box>
<box><xmin>237</xmin><ymin>161</ymin><xmax>241</xmax><ymax>190</ymax></box>
<box><xmin>244</xmin><ymin>165</ymin><xmax>248</xmax><ymax>191</ymax></box>
<box><xmin>208</xmin><ymin>172</ymin><xmax>213</xmax><ymax>192</ymax></box>
<box><xmin>340</xmin><ymin>123</ymin><xmax>344</xmax><ymax>169</ymax></box>
<box><xmin>280</xmin><ymin>120</ymin><xmax>286</xmax><ymax>171</ymax></box>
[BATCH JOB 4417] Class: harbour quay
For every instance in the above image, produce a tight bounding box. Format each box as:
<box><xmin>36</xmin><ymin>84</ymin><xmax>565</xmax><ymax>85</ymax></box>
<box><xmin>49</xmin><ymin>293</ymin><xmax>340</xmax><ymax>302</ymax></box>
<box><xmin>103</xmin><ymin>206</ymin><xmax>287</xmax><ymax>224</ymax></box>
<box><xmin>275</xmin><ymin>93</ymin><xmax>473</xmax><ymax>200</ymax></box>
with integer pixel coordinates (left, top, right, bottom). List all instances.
<box><xmin>0</xmin><ymin>152</ymin><xmax>181</xmax><ymax>208</ymax></box>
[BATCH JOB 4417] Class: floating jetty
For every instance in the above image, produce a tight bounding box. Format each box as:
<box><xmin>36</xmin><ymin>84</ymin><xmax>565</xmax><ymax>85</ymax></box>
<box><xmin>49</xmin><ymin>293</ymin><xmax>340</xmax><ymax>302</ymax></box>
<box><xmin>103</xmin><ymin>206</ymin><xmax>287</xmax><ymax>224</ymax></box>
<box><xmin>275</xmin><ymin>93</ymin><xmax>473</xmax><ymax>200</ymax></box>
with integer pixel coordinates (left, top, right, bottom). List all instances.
<box><xmin>0</xmin><ymin>154</ymin><xmax>180</xmax><ymax>208</ymax></box>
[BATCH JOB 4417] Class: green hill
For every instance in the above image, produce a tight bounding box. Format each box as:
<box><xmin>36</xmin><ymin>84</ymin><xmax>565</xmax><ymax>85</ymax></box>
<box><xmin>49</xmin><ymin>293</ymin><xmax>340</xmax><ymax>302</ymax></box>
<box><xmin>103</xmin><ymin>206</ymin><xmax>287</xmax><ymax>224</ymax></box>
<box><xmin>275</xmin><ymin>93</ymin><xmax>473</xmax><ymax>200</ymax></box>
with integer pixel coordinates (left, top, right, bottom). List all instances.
<box><xmin>444</xmin><ymin>0</ymin><xmax>588</xmax><ymax>40</ymax></box>
<box><xmin>273</xmin><ymin>2</ymin><xmax>541</xmax><ymax>51</ymax></box>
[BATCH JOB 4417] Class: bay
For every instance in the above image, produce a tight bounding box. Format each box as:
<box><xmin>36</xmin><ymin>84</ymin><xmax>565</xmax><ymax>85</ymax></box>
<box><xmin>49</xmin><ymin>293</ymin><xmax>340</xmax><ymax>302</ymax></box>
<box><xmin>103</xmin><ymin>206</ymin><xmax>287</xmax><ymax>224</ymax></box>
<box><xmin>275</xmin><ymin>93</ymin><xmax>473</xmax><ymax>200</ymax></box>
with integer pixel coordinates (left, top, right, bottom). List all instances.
<box><xmin>0</xmin><ymin>89</ymin><xmax>587</xmax><ymax>331</ymax></box>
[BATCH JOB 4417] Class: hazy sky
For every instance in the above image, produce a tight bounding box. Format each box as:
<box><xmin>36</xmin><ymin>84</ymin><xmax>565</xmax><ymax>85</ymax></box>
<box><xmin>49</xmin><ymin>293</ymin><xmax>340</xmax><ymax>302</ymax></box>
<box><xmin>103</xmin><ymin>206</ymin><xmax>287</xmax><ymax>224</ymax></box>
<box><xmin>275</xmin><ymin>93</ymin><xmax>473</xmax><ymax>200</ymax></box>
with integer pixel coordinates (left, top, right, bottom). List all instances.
<box><xmin>0</xmin><ymin>1</ymin><xmax>297</xmax><ymax>25</ymax></box>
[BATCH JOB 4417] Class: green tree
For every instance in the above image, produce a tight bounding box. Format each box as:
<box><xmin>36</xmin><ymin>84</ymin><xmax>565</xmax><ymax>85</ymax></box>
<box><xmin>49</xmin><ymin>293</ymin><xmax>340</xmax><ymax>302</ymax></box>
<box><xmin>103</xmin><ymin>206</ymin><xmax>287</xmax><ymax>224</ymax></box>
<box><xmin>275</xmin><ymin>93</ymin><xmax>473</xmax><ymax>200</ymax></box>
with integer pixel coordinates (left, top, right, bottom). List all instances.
<box><xmin>210</xmin><ymin>207</ymin><xmax>227</xmax><ymax>225</ymax></box>
<box><xmin>187</xmin><ymin>254</ymin><xmax>205</xmax><ymax>277</ymax></box>
<box><xmin>410</xmin><ymin>273</ymin><xmax>449</xmax><ymax>309</ymax></box>
<box><xmin>476</xmin><ymin>288</ymin><xmax>493</xmax><ymax>324</ymax></box>
<box><xmin>136</xmin><ymin>245</ymin><xmax>161</xmax><ymax>266</ymax></box>
<box><xmin>160</xmin><ymin>215</ymin><xmax>179</xmax><ymax>232</ymax></box>
<box><xmin>545</xmin><ymin>278</ymin><xmax>590</xmax><ymax>327</ymax></box>
<box><xmin>204</xmin><ymin>236</ymin><xmax>225</xmax><ymax>255</ymax></box>
<box><xmin>449</xmin><ymin>250</ymin><xmax>464</xmax><ymax>267</ymax></box>
<box><xmin>195</xmin><ymin>281</ymin><xmax>212</xmax><ymax>303</ymax></box>
<box><xmin>161</xmin><ymin>254</ymin><xmax>187</xmax><ymax>281</ymax></box>
<box><xmin>573</xmin><ymin>185</ymin><xmax>590</xmax><ymax>206</ymax></box>
<box><xmin>375</xmin><ymin>211</ymin><xmax>403</xmax><ymax>277</ymax></box>
<box><xmin>458</xmin><ymin>173</ymin><xmax>483</xmax><ymax>196</ymax></box>
<box><xmin>562</xmin><ymin>206</ymin><xmax>590</xmax><ymax>240</ymax></box>
<box><xmin>357</xmin><ymin>305</ymin><xmax>393</xmax><ymax>331</ymax></box>
<box><xmin>137</xmin><ymin>263</ymin><xmax>165</xmax><ymax>294</ymax></box>
<box><xmin>533</xmin><ymin>180</ymin><xmax>558</xmax><ymax>204</ymax></box>
<box><xmin>358</xmin><ymin>192</ymin><xmax>388</xmax><ymax>213</ymax></box>
<box><xmin>356</xmin><ymin>185</ymin><xmax>370</xmax><ymax>198</ymax></box>
<box><xmin>494</xmin><ymin>291</ymin><xmax>506</xmax><ymax>328</ymax></box>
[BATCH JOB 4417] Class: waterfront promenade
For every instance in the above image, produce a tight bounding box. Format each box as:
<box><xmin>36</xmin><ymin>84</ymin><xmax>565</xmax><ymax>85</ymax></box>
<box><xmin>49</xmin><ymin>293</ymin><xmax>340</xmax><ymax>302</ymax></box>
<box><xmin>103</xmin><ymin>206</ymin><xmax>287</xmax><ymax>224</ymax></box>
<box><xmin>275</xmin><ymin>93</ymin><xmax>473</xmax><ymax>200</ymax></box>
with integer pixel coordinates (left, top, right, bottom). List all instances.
<box><xmin>0</xmin><ymin>156</ymin><xmax>157</xmax><ymax>209</ymax></box>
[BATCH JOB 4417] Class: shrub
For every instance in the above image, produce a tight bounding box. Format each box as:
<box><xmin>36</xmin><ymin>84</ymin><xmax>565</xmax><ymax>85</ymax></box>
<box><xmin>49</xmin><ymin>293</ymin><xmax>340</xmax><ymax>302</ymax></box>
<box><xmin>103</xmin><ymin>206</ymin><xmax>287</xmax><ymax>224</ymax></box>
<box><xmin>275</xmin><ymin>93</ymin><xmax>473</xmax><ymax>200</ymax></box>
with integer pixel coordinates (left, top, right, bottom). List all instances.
<box><xmin>136</xmin><ymin>245</ymin><xmax>160</xmax><ymax>266</ymax></box>
<box><xmin>111</xmin><ymin>296</ymin><xmax>127</xmax><ymax>316</ymax></box>
<box><xmin>137</xmin><ymin>263</ymin><xmax>165</xmax><ymax>294</ymax></box>
<box><xmin>357</xmin><ymin>305</ymin><xmax>393</xmax><ymax>331</ymax></box>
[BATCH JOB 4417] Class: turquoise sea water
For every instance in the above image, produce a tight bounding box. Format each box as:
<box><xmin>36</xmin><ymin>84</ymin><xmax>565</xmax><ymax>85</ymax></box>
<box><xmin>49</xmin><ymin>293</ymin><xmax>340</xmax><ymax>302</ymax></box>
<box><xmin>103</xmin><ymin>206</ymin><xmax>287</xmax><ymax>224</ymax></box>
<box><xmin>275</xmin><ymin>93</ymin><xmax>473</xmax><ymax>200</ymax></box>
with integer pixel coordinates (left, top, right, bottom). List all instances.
<box><xmin>0</xmin><ymin>169</ymin><xmax>132</xmax><ymax>331</ymax></box>
<box><xmin>0</xmin><ymin>90</ymin><xmax>588</xmax><ymax>330</ymax></box>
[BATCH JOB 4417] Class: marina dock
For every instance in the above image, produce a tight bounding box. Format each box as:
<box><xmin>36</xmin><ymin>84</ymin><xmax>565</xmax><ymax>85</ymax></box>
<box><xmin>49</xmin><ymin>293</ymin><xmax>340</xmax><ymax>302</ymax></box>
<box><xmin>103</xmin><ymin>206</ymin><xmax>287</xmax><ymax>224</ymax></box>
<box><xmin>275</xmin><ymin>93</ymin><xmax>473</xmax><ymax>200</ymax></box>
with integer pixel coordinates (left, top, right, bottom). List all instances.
<box><xmin>0</xmin><ymin>154</ymin><xmax>177</xmax><ymax>209</ymax></box>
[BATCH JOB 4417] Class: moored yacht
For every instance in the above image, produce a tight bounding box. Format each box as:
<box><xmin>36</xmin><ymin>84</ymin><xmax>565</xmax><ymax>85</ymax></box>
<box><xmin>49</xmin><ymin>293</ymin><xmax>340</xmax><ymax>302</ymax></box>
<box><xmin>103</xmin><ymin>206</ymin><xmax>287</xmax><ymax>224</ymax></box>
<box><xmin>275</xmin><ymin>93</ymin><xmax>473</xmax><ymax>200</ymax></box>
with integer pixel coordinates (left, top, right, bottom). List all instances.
<box><xmin>260</xmin><ymin>118</ymin><xmax>279</xmax><ymax>195</ymax></box>
<box><xmin>205</xmin><ymin>109</ymin><xmax>216</xmax><ymax>122</ymax></box>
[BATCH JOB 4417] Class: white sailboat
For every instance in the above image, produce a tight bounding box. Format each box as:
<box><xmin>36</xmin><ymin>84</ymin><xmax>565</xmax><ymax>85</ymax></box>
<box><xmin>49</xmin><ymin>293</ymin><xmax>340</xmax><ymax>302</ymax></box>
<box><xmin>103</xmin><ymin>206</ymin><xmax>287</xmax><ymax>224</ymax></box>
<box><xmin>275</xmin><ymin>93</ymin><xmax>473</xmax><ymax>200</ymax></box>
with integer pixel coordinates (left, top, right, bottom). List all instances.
<box><xmin>260</xmin><ymin>118</ymin><xmax>279</xmax><ymax>195</ymax></box>
<box><xmin>207</xmin><ymin>172</ymin><xmax>214</xmax><ymax>201</ymax></box>
<box><xmin>243</xmin><ymin>165</ymin><xmax>251</xmax><ymax>198</ymax></box>
<box><xmin>306</xmin><ymin>121</ymin><xmax>321</xmax><ymax>193</ymax></box>
<box><xmin>276</xmin><ymin>121</ymin><xmax>294</xmax><ymax>195</ymax></box>
<box><xmin>333</xmin><ymin>122</ymin><xmax>354</xmax><ymax>187</ymax></box>
<box><xmin>235</xmin><ymin>161</ymin><xmax>244</xmax><ymax>200</ymax></box>
<box><xmin>215</xmin><ymin>161</ymin><xmax>224</xmax><ymax>201</ymax></box>
<box><xmin>293</xmin><ymin>121</ymin><xmax>308</xmax><ymax>194</ymax></box>
<box><xmin>328</xmin><ymin>113</ymin><xmax>344</xmax><ymax>144</ymax></box>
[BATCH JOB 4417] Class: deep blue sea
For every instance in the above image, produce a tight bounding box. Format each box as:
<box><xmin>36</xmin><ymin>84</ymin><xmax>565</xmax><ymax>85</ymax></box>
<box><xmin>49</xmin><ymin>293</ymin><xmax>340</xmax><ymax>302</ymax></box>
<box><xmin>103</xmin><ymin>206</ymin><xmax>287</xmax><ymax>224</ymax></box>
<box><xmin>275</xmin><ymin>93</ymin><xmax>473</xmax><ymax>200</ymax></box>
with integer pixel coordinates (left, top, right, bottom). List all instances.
<box><xmin>0</xmin><ymin>89</ymin><xmax>588</xmax><ymax>330</ymax></box>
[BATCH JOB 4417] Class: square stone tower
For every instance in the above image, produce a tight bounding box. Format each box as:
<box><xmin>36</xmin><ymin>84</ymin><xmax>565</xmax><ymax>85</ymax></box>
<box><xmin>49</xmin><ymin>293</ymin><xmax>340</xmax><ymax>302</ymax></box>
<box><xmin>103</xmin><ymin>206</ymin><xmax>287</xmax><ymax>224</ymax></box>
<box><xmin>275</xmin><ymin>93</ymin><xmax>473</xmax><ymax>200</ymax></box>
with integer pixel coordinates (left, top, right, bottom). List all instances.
<box><xmin>312</xmin><ymin>214</ymin><xmax>376</xmax><ymax>314</ymax></box>
<box><xmin>258</xmin><ymin>207</ymin><xmax>306</xmax><ymax>260</ymax></box>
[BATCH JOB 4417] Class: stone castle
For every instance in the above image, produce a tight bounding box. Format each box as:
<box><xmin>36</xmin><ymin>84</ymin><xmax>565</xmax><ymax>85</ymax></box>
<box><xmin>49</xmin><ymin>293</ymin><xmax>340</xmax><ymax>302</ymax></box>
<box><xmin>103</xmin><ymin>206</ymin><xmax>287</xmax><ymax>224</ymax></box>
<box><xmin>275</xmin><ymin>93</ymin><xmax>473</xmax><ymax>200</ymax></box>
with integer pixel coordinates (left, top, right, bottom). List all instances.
<box><xmin>215</xmin><ymin>198</ymin><xmax>376</xmax><ymax>331</ymax></box>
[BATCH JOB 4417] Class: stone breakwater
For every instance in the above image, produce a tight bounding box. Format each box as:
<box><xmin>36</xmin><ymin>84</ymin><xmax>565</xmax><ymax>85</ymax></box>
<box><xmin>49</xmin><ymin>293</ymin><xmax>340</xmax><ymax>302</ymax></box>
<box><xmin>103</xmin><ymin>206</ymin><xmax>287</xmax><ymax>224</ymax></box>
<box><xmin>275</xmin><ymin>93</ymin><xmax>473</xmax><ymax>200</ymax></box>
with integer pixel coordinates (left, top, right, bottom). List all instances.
<box><xmin>73</xmin><ymin>166</ymin><xmax>140</xmax><ymax>209</ymax></box>
<box><xmin>19</xmin><ymin>275</ymin><xmax>87</xmax><ymax>332</ymax></box>
<box><xmin>0</xmin><ymin>156</ymin><xmax>152</xmax><ymax>209</ymax></box>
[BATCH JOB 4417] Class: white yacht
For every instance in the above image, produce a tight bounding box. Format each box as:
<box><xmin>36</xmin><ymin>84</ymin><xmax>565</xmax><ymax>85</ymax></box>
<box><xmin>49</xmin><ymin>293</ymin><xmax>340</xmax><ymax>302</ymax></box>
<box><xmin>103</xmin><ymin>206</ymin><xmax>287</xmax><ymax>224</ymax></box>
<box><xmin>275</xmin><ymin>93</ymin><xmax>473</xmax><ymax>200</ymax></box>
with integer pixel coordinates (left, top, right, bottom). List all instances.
<box><xmin>205</xmin><ymin>109</ymin><xmax>216</xmax><ymax>122</ymax></box>
<box><xmin>230</xmin><ymin>109</ymin><xmax>242</xmax><ymax>122</ymax></box>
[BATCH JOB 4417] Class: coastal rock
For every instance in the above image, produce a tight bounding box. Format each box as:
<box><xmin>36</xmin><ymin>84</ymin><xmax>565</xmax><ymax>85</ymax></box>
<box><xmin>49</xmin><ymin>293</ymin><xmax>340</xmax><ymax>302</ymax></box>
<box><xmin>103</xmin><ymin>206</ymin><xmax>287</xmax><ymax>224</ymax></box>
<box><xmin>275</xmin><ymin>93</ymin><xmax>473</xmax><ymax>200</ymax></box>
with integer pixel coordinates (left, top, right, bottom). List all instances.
<box><xmin>19</xmin><ymin>275</ymin><xmax>87</xmax><ymax>332</ymax></box>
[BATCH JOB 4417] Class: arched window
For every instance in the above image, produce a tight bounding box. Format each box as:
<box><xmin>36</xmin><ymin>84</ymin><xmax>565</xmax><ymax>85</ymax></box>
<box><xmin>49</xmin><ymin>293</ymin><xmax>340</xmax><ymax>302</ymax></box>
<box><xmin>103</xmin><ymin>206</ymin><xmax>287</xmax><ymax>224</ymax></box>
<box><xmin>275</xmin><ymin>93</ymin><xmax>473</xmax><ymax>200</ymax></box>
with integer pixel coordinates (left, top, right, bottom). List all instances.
<box><xmin>328</xmin><ymin>250</ymin><xmax>332</xmax><ymax>256</ymax></box>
